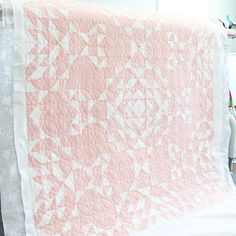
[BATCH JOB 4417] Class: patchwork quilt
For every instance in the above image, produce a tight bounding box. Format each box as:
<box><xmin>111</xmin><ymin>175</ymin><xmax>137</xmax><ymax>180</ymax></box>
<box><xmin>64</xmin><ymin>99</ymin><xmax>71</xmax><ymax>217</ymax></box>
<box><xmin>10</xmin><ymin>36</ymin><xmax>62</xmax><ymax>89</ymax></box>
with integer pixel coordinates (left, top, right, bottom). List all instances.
<box><xmin>1</xmin><ymin>0</ymin><xmax>234</xmax><ymax>235</ymax></box>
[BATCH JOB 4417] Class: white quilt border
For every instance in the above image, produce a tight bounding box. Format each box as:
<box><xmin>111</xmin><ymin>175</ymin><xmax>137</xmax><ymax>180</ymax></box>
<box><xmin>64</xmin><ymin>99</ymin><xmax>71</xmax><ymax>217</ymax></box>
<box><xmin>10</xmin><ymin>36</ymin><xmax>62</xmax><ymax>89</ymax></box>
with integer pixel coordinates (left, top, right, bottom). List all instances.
<box><xmin>10</xmin><ymin>0</ymin><xmax>37</xmax><ymax>235</ymax></box>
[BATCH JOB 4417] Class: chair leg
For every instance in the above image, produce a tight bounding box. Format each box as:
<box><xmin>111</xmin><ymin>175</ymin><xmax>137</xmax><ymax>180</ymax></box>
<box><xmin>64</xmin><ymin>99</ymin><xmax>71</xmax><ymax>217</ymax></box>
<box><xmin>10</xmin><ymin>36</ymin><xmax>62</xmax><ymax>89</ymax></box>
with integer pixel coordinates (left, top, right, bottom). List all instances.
<box><xmin>229</xmin><ymin>158</ymin><xmax>233</xmax><ymax>172</ymax></box>
<box><xmin>0</xmin><ymin>197</ymin><xmax>4</xmax><ymax>236</ymax></box>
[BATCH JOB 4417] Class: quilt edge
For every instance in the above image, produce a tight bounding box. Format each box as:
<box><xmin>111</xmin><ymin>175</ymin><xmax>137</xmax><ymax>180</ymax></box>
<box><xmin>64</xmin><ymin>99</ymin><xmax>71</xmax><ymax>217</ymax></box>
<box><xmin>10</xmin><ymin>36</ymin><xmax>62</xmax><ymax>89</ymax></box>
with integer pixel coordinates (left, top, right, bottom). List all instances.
<box><xmin>10</xmin><ymin>0</ymin><xmax>37</xmax><ymax>235</ymax></box>
<box><xmin>211</xmin><ymin>23</ymin><xmax>234</xmax><ymax>188</ymax></box>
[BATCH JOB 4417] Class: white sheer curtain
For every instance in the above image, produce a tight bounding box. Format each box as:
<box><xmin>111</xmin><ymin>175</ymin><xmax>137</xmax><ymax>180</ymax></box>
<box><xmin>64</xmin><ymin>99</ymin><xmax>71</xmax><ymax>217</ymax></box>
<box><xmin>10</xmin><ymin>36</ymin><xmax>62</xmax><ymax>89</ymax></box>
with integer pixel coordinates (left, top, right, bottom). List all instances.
<box><xmin>0</xmin><ymin>1</ymin><xmax>26</xmax><ymax>235</ymax></box>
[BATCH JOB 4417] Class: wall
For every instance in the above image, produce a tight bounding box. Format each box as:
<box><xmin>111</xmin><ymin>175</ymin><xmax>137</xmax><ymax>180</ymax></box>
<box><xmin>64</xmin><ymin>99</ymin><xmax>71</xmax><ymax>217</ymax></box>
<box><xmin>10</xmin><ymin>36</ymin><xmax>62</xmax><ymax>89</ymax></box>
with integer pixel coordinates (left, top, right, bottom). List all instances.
<box><xmin>209</xmin><ymin>0</ymin><xmax>236</xmax><ymax>21</ymax></box>
<box><xmin>78</xmin><ymin>0</ymin><xmax>157</xmax><ymax>11</ymax></box>
<box><xmin>158</xmin><ymin>0</ymin><xmax>209</xmax><ymax>16</ymax></box>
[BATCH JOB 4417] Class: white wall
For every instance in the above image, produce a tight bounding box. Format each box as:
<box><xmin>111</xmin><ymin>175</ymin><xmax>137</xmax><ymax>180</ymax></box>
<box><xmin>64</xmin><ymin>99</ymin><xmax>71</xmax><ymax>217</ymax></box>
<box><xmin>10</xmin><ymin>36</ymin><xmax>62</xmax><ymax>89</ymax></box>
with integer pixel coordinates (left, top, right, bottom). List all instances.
<box><xmin>158</xmin><ymin>0</ymin><xmax>236</xmax><ymax>20</ymax></box>
<box><xmin>78</xmin><ymin>0</ymin><xmax>157</xmax><ymax>11</ymax></box>
<box><xmin>158</xmin><ymin>0</ymin><xmax>209</xmax><ymax>17</ymax></box>
<box><xmin>209</xmin><ymin>0</ymin><xmax>236</xmax><ymax>20</ymax></box>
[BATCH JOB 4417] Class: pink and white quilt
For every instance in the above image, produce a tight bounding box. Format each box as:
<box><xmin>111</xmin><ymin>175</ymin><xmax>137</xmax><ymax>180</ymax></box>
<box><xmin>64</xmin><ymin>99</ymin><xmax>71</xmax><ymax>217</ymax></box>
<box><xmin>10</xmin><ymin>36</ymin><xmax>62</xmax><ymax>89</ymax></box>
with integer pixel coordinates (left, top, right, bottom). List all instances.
<box><xmin>3</xmin><ymin>0</ymin><xmax>234</xmax><ymax>235</ymax></box>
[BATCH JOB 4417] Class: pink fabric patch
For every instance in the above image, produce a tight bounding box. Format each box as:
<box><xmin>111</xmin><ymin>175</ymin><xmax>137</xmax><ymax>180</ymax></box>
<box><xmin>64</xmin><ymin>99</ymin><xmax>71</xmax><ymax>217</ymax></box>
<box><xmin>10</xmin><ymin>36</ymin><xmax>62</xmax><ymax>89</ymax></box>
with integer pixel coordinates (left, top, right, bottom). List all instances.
<box><xmin>23</xmin><ymin>1</ymin><xmax>231</xmax><ymax>235</ymax></box>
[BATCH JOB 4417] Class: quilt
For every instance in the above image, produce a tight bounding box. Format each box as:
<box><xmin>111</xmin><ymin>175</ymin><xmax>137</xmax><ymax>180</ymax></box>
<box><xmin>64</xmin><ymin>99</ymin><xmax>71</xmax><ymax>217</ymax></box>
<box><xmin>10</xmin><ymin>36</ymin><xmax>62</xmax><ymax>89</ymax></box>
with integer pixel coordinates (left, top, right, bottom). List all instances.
<box><xmin>1</xmin><ymin>0</ymin><xmax>234</xmax><ymax>235</ymax></box>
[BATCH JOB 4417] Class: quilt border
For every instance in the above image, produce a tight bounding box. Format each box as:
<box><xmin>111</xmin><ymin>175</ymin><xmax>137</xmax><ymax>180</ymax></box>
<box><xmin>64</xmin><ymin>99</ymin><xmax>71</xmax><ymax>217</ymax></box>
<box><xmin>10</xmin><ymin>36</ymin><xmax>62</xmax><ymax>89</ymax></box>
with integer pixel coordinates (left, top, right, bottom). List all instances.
<box><xmin>10</xmin><ymin>0</ymin><xmax>37</xmax><ymax>235</ymax></box>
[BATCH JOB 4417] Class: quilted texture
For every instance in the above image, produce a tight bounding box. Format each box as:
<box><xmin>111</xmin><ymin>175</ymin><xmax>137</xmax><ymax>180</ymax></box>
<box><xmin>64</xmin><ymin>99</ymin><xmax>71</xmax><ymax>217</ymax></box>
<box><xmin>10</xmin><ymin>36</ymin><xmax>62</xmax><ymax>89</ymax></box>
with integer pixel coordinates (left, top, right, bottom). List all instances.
<box><xmin>17</xmin><ymin>0</ymin><xmax>232</xmax><ymax>235</ymax></box>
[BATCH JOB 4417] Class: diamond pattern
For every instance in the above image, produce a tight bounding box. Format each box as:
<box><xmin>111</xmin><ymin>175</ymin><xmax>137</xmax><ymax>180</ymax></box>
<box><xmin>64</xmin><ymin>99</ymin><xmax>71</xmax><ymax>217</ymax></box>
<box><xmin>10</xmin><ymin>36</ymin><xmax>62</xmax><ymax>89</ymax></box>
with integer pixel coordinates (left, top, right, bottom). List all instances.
<box><xmin>22</xmin><ymin>1</ymin><xmax>232</xmax><ymax>235</ymax></box>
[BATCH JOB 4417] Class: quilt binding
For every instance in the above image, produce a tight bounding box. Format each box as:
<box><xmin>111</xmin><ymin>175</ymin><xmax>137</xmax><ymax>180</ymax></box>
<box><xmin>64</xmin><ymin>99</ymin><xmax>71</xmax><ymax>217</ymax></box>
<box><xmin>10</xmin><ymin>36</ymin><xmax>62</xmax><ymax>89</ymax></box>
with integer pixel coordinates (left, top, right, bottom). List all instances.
<box><xmin>10</xmin><ymin>0</ymin><xmax>37</xmax><ymax>235</ymax></box>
